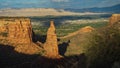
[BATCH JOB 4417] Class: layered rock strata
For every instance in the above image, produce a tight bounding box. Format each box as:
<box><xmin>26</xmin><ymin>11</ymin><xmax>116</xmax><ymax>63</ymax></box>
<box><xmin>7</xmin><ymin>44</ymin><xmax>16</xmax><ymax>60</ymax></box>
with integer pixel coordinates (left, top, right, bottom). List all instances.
<box><xmin>0</xmin><ymin>18</ymin><xmax>40</xmax><ymax>54</ymax></box>
<box><xmin>0</xmin><ymin>18</ymin><xmax>32</xmax><ymax>44</ymax></box>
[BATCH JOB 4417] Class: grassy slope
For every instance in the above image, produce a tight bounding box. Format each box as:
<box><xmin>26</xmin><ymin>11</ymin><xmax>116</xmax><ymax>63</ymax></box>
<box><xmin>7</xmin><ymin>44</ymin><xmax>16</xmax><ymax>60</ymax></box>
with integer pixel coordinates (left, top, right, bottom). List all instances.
<box><xmin>58</xmin><ymin>22</ymin><xmax>108</xmax><ymax>56</ymax></box>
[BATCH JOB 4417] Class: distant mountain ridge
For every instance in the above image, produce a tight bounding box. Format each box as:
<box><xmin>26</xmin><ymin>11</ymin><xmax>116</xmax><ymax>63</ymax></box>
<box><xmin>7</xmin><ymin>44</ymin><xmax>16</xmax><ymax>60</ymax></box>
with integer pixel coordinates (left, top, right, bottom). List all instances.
<box><xmin>64</xmin><ymin>4</ymin><xmax>120</xmax><ymax>13</ymax></box>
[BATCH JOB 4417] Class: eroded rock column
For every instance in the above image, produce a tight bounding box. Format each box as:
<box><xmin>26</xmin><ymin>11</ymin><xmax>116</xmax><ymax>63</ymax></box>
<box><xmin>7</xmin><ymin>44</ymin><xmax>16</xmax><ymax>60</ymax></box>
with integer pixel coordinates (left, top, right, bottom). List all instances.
<box><xmin>44</xmin><ymin>21</ymin><xmax>60</xmax><ymax>58</ymax></box>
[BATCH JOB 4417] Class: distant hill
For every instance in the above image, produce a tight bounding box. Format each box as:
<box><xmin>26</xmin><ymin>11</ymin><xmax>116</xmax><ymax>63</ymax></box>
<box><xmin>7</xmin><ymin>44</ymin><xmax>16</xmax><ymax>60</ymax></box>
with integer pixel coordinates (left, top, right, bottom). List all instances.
<box><xmin>64</xmin><ymin>4</ymin><xmax>120</xmax><ymax>13</ymax></box>
<box><xmin>59</xmin><ymin>26</ymin><xmax>94</xmax><ymax>39</ymax></box>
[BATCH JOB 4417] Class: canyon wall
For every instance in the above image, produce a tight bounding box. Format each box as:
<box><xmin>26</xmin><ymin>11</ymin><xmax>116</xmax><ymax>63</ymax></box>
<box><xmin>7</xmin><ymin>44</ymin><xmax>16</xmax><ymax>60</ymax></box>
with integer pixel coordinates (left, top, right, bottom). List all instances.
<box><xmin>0</xmin><ymin>18</ymin><xmax>40</xmax><ymax>54</ymax></box>
<box><xmin>0</xmin><ymin>18</ymin><xmax>32</xmax><ymax>44</ymax></box>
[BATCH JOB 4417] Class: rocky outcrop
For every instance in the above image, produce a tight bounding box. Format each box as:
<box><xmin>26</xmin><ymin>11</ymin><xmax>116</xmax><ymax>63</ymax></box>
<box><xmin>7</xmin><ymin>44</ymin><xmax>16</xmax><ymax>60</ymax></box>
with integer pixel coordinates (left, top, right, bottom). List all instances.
<box><xmin>109</xmin><ymin>14</ymin><xmax>120</xmax><ymax>25</ymax></box>
<box><xmin>0</xmin><ymin>18</ymin><xmax>32</xmax><ymax>44</ymax></box>
<box><xmin>15</xmin><ymin>43</ymin><xmax>40</xmax><ymax>54</ymax></box>
<box><xmin>0</xmin><ymin>17</ymin><xmax>40</xmax><ymax>54</ymax></box>
<box><xmin>43</xmin><ymin>21</ymin><xmax>60</xmax><ymax>58</ymax></box>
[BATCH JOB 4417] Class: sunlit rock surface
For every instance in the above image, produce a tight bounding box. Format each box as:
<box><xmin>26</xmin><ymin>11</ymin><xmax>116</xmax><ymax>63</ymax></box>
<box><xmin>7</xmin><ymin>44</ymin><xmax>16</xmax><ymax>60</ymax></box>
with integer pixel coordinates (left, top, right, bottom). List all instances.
<box><xmin>44</xmin><ymin>21</ymin><xmax>60</xmax><ymax>58</ymax></box>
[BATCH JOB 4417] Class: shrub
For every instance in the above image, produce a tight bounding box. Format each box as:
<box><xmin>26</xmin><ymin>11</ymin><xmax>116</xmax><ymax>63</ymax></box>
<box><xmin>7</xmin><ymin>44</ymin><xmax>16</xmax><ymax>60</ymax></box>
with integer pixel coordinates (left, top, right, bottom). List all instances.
<box><xmin>85</xmin><ymin>22</ymin><xmax>120</xmax><ymax>68</ymax></box>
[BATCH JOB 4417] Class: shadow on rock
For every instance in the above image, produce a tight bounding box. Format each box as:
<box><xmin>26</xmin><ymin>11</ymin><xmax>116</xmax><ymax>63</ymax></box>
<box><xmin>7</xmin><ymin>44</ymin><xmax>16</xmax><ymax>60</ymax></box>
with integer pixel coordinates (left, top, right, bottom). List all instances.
<box><xmin>58</xmin><ymin>40</ymin><xmax>70</xmax><ymax>56</ymax></box>
<box><xmin>0</xmin><ymin>44</ymin><xmax>87</xmax><ymax>68</ymax></box>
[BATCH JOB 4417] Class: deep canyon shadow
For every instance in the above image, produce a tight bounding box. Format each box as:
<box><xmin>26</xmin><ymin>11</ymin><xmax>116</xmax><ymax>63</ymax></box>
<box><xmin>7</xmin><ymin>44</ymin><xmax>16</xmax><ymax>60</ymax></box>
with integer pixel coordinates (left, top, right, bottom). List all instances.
<box><xmin>58</xmin><ymin>40</ymin><xmax>70</xmax><ymax>56</ymax></box>
<box><xmin>33</xmin><ymin>34</ymin><xmax>46</xmax><ymax>43</ymax></box>
<box><xmin>0</xmin><ymin>44</ymin><xmax>39</xmax><ymax>68</ymax></box>
<box><xmin>0</xmin><ymin>44</ymin><xmax>87</xmax><ymax>68</ymax></box>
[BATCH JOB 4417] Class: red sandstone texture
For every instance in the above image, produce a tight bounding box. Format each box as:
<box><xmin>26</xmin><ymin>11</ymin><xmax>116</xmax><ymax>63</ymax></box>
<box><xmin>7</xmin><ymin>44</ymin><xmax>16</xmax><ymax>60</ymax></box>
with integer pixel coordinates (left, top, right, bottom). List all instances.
<box><xmin>0</xmin><ymin>18</ymin><xmax>40</xmax><ymax>54</ymax></box>
<box><xmin>0</xmin><ymin>18</ymin><xmax>32</xmax><ymax>44</ymax></box>
<box><xmin>0</xmin><ymin>18</ymin><xmax>61</xmax><ymax>57</ymax></box>
<box><xmin>43</xmin><ymin>21</ymin><xmax>60</xmax><ymax>58</ymax></box>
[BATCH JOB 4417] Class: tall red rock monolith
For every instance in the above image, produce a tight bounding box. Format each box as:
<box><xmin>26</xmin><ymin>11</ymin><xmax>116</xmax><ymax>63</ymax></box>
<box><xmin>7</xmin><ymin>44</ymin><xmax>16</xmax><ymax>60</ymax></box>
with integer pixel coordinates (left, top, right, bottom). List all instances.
<box><xmin>43</xmin><ymin>21</ymin><xmax>60</xmax><ymax>58</ymax></box>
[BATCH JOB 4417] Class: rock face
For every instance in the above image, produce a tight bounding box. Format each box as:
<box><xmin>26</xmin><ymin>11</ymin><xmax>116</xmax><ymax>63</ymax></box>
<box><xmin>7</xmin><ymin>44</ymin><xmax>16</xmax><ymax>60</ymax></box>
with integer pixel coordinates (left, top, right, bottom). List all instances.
<box><xmin>43</xmin><ymin>21</ymin><xmax>59</xmax><ymax>58</ymax></box>
<box><xmin>15</xmin><ymin>43</ymin><xmax>40</xmax><ymax>54</ymax></box>
<box><xmin>109</xmin><ymin>14</ymin><xmax>120</xmax><ymax>25</ymax></box>
<box><xmin>0</xmin><ymin>17</ymin><xmax>40</xmax><ymax>54</ymax></box>
<box><xmin>0</xmin><ymin>18</ymin><xmax>32</xmax><ymax>44</ymax></box>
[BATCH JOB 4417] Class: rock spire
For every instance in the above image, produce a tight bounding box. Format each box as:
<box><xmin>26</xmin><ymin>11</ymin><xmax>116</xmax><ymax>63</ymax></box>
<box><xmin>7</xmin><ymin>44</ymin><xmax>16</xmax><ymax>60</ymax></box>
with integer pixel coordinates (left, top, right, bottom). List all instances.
<box><xmin>44</xmin><ymin>21</ymin><xmax>60</xmax><ymax>58</ymax></box>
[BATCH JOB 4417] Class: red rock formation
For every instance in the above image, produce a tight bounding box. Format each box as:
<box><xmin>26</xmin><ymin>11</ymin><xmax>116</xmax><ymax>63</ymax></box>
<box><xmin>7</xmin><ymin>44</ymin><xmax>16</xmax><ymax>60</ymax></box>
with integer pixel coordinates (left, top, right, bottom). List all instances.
<box><xmin>0</xmin><ymin>18</ymin><xmax>40</xmax><ymax>54</ymax></box>
<box><xmin>15</xmin><ymin>43</ymin><xmax>40</xmax><ymax>54</ymax></box>
<box><xmin>109</xmin><ymin>14</ymin><xmax>120</xmax><ymax>25</ymax></box>
<box><xmin>0</xmin><ymin>18</ymin><xmax>32</xmax><ymax>44</ymax></box>
<box><xmin>43</xmin><ymin>21</ymin><xmax>60</xmax><ymax>58</ymax></box>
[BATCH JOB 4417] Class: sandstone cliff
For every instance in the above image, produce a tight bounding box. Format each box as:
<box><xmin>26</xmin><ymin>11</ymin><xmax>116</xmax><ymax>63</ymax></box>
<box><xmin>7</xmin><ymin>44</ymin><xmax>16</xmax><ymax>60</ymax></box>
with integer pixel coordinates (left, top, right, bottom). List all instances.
<box><xmin>43</xmin><ymin>21</ymin><xmax>60</xmax><ymax>58</ymax></box>
<box><xmin>0</xmin><ymin>18</ymin><xmax>32</xmax><ymax>44</ymax></box>
<box><xmin>109</xmin><ymin>14</ymin><xmax>120</xmax><ymax>25</ymax></box>
<box><xmin>0</xmin><ymin>17</ymin><xmax>40</xmax><ymax>54</ymax></box>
